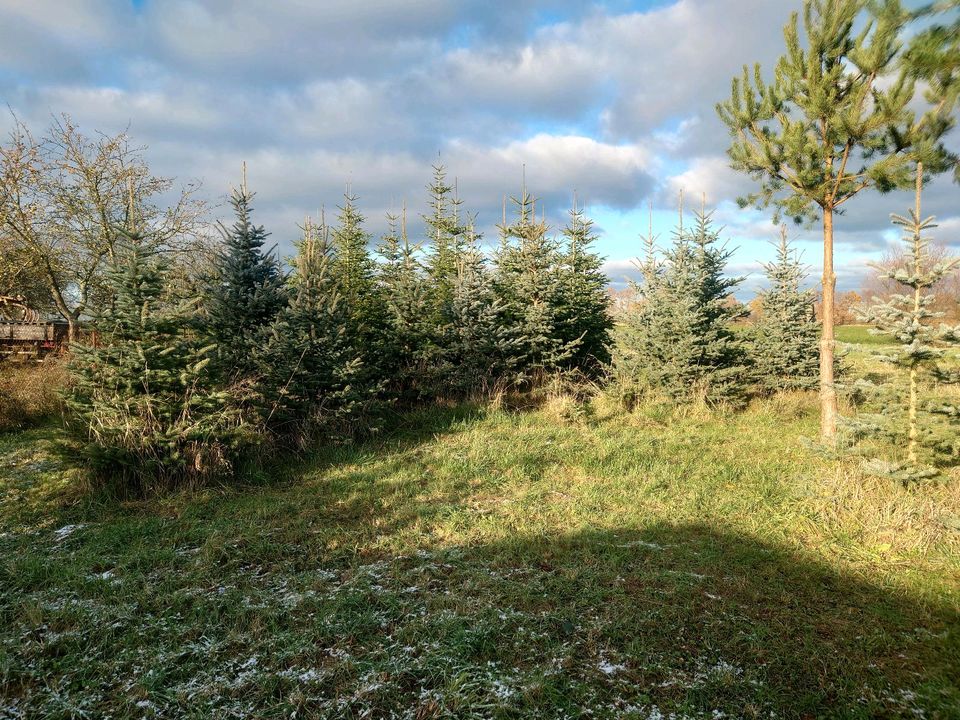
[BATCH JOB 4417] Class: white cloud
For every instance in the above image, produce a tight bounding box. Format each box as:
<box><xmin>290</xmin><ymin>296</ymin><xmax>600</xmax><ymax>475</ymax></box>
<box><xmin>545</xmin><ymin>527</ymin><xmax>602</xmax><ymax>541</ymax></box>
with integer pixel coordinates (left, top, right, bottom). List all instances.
<box><xmin>0</xmin><ymin>0</ymin><xmax>956</xmax><ymax>273</ymax></box>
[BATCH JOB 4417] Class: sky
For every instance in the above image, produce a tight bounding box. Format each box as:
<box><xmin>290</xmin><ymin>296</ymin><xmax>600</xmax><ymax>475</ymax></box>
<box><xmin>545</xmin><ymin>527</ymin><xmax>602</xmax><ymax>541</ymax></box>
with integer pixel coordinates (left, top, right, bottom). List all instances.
<box><xmin>1</xmin><ymin>0</ymin><xmax>957</xmax><ymax>297</ymax></box>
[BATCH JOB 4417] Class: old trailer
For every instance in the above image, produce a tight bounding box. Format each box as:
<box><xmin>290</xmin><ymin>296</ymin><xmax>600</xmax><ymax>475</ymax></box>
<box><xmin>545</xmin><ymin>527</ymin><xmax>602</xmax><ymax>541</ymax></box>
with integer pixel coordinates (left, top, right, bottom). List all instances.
<box><xmin>0</xmin><ymin>320</ymin><xmax>69</xmax><ymax>361</ymax></box>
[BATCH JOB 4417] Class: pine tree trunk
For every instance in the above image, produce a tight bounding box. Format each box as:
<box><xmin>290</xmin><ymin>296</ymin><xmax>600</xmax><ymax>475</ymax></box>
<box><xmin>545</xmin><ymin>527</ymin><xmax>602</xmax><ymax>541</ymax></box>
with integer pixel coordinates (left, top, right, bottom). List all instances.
<box><xmin>820</xmin><ymin>205</ymin><xmax>838</xmax><ymax>442</ymax></box>
<box><xmin>909</xmin><ymin>365</ymin><xmax>918</xmax><ymax>464</ymax></box>
<box><xmin>908</xmin><ymin>163</ymin><xmax>923</xmax><ymax>466</ymax></box>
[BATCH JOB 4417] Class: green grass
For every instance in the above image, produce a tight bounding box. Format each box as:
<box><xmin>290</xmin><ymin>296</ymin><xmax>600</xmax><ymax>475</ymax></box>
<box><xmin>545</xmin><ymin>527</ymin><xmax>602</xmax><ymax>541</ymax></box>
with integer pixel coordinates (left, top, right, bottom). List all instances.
<box><xmin>2</xmin><ymin>391</ymin><xmax>959</xmax><ymax>719</ymax></box>
<box><xmin>835</xmin><ymin>324</ymin><xmax>895</xmax><ymax>346</ymax></box>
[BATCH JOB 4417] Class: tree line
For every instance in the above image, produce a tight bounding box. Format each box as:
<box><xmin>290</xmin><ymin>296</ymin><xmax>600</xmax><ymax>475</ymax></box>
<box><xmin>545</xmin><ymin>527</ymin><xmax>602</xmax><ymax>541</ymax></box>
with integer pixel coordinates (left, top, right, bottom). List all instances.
<box><xmin>2</xmin><ymin>0</ymin><xmax>959</xmax><ymax>493</ymax></box>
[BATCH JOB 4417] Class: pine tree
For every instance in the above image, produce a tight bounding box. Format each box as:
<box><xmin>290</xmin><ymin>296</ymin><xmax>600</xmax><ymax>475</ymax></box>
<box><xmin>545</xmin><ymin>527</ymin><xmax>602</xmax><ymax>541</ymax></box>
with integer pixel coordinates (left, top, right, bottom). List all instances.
<box><xmin>67</xmin><ymin>230</ymin><xmax>243</xmax><ymax>495</ymax></box>
<box><xmin>329</xmin><ymin>194</ymin><xmax>389</xmax><ymax>406</ymax></box>
<box><xmin>418</xmin><ymin>165</ymin><xmax>471</xmax><ymax>387</ymax></box>
<box><xmin>904</xmin><ymin>0</ymin><xmax>960</xmax><ymax>182</ymax></box>
<box><xmin>554</xmin><ymin>201</ymin><xmax>613</xmax><ymax>373</ymax></box>
<box><xmin>752</xmin><ymin>227</ymin><xmax>821</xmax><ymax>393</ymax></box>
<box><xmin>852</xmin><ymin>165</ymin><xmax>960</xmax><ymax>481</ymax></box>
<box><xmin>443</xmin><ymin>224</ymin><xmax>518</xmax><ymax>396</ymax></box>
<box><xmin>423</xmin><ymin>164</ymin><xmax>469</xmax><ymax>333</ymax></box>
<box><xmin>204</xmin><ymin>173</ymin><xmax>286</xmax><ymax>382</ymax></box>
<box><xmin>493</xmin><ymin>187</ymin><xmax>577</xmax><ymax>382</ymax></box>
<box><xmin>613</xmin><ymin>207</ymin><xmax>748</xmax><ymax>405</ymax></box>
<box><xmin>255</xmin><ymin>219</ymin><xmax>370</xmax><ymax>443</ymax></box>
<box><xmin>717</xmin><ymin>0</ymin><xmax>956</xmax><ymax>441</ymax></box>
<box><xmin>376</xmin><ymin>208</ymin><xmax>431</xmax><ymax>402</ymax></box>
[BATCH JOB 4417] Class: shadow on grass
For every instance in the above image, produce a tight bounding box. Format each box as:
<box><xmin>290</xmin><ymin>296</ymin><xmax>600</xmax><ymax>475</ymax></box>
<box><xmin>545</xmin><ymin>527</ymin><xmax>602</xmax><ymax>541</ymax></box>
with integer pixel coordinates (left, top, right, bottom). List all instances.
<box><xmin>449</xmin><ymin>524</ymin><xmax>959</xmax><ymax>717</ymax></box>
<box><xmin>2</xmin><ymin>503</ymin><xmax>957</xmax><ymax>715</ymax></box>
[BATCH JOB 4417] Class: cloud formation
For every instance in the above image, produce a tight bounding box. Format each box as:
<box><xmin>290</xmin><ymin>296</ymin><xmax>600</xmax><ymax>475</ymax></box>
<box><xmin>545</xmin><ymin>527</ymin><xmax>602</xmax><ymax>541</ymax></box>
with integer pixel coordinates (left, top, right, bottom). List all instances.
<box><xmin>0</xmin><ymin>0</ymin><xmax>956</xmax><ymax>292</ymax></box>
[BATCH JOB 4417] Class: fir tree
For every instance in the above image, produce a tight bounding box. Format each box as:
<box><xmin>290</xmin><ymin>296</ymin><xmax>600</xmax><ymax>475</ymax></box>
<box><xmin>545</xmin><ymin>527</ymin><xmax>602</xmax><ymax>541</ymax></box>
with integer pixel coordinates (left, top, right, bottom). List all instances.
<box><xmin>255</xmin><ymin>219</ymin><xmax>370</xmax><ymax>443</ymax></box>
<box><xmin>554</xmin><ymin>200</ymin><xmax>613</xmax><ymax>373</ymax></box>
<box><xmin>204</xmin><ymin>173</ymin><xmax>286</xmax><ymax>382</ymax></box>
<box><xmin>67</xmin><ymin>230</ymin><xmax>243</xmax><ymax>495</ymax></box>
<box><xmin>493</xmin><ymin>187</ymin><xmax>577</xmax><ymax>382</ymax></box>
<box><xmin>423</xmin><ymin>164</ymin><xmax>468</xmax><ymax>328</ymax></box>
<box><xmin>613</xmin><ymin>206</ymin><xmax>748</xmax><ymax>405</ymax></box>
<box><xmin>852</xmin><ymin>165</ymin><xmax>960</xmax><ymax>481</ymax></box>
<box><xmin>376</xmin><ymin>208</ymin><xmax>431</xmax><ymax>402</ymax></box>
<box><xmin>329</xmin><ymin>193</ymin><xmax>389</xmax><ymax>405</ymax></box>
<box><xmin>752</xmin><ymin>227</ymin><xmax>821</xmax><ymax>393</ymax></box>
<box><xmin>444</xmin><ymin>224</ymin><xmax>518</xmax><ymax>396</ymax></box>
<box><xmin>717</xmin><ymin>0</ymin><xmax>956</xmax><ymax>441</ymax></box>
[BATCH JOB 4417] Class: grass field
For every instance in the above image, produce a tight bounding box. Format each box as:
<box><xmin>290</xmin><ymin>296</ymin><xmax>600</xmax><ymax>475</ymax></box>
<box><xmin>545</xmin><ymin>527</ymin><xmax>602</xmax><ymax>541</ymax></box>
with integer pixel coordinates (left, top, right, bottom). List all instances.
<box><xmin>1</xmin><ymin>338</ymin><xmax>959</xmax><ymax>719</ymax></box>
<box><xmin>835</xmin><ymin>325</ymin><xmax>896</xmax><ymax>346</ymax></box>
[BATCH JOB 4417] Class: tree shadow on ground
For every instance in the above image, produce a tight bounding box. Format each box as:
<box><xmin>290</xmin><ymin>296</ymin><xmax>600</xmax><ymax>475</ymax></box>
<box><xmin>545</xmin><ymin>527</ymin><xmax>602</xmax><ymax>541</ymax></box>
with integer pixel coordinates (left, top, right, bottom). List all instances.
<box><xmin>441</xmin><ymin>524</ymin><xmax>959</xmax><ymax>718</ymax></box>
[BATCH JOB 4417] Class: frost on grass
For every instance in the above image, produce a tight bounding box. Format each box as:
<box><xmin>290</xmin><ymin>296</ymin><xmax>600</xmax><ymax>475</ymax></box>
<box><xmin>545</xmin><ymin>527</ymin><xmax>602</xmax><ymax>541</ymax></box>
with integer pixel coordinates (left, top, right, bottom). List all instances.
<box><xmin>0</xmin><ymin>543</ymin><xmax>939</xmax><ymax>719</ymax></box>
<box><xmin>52</xmin><ymin>523</ymin><xmax>85</xmax><ymax>542</ymax></box>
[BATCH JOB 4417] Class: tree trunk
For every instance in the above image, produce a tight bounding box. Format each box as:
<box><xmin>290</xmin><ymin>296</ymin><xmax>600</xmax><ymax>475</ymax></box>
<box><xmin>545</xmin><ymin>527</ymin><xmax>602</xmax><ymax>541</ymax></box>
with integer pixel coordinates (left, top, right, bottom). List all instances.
<box><xmin>820</xmin><ymin>205</ymin><xmax>838</xmax><ymax>442</ymax></box>
<box><xmin>908</xmin><ymin>162</ymin><xmax>923</xmax><ymax>466</ymax></box>
<box><xmin>66</xmin><ymin>315</ymin><xmax>78</xmax><ymax>343</ymax></box>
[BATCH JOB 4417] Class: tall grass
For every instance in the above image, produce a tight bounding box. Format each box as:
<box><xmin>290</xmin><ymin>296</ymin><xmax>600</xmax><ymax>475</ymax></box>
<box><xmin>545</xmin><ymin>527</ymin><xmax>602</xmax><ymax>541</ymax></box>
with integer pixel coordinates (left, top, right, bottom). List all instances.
<box><xmin>0</xmin><ymin>359</ymin><xmax>68</xmax><ymax>432</ymax></box>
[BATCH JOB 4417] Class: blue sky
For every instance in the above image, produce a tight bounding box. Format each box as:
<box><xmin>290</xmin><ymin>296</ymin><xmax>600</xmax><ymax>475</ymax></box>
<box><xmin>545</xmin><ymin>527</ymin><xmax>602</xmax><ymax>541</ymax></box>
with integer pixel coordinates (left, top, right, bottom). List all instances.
<box><xmin>1</xmin><ymin>0</ymin><xmax>957</xmax><ymax>296</ymax></box>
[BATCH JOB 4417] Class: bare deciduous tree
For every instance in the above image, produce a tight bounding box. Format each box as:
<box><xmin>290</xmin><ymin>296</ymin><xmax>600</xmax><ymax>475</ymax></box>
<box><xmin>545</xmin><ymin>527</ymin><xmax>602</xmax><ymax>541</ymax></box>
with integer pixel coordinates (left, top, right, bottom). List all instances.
<box><xmin>0</xmin><ymin>114</ymin><xmax>206</xmax><ymax>339</ymax></box>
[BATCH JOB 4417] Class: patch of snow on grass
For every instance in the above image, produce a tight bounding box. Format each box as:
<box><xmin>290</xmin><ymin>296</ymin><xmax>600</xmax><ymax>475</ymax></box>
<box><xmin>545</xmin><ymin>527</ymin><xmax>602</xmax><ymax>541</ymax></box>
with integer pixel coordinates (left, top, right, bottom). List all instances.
<box><xmin>617</xmin><ymin>540</ymin><xmax>667</xmax><ymax>550</ymax></box>
<box><xmin>598</xmin><ymin>660</ymin><xmax>627</xmax><ymax>675</ymax></box>
<box><xmin>52</xmin><ymin>524</ymin><xmax>84</xmax><ymax>541</ymax></box>
<box><xmin>491</xmin><ymin>679</ymin><xmax>514</xmax><ymax>700</ymax></box>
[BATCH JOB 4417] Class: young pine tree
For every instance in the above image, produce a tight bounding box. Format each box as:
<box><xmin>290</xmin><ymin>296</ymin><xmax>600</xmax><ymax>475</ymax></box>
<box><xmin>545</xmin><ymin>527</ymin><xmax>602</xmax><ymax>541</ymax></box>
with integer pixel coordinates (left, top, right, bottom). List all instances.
<box><xmin>554</xmin><ymin>200</ymin><xmax>613</xmax><ymax>373</ymax></box>
<box><xmin>853</xmin><ymin>165</ymin><xmax>960</xmax><ymax>482</ymax></box>
<box><xmin>376</xmin><ymin>208</ymin><xmax>431</xmax><ymax>402</ymax></box>
<box><xmin>255</xmin><ymin>219</ymin><xmax>370</xmax><ymax>443</ymax></box>
<box><xmin>329</xmin><ymin>194</ymin><xmax>389</xmax><ymax>405</ymax></box>
<box><xmin>67</xmin><ymin>231</ymin><xmax>243</xmax><ymax>495</ymax></box>
<box><xmin>204</xmin><ymin>174</ymin><xmax>286</xmax><ymax>382</ymax></box>
<box><xmin>423</xmin><ymin>164</ymin><xmax>469</xmax><ymax>324</ymax></box>
<box><xmin>752</xmin><ymin>227</ymin><xmax>821</xmax><ymax>393</ymax></box>
<box><xmin>613</xmin><ymin>207</ymin><xmax>748</xmax><ymax>405</ymax></box>
<box><xmin>717</xmin><ymin>0</ymin><xmax>956</xmax><ymax>441</ymax></box>
<box><xmin>444</xmin><ymin>225</ymin><xmax>518</xmax><ymax>396</ymax></box>
<box><xmin>494</xmin><ymin>187</ymin><xmax>577</xmax><ymax>382</ymax></box>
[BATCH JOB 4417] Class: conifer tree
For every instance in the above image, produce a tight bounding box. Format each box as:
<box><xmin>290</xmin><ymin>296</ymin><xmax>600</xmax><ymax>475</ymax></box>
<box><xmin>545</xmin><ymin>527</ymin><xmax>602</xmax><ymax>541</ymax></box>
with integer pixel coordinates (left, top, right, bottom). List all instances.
<box><xmin>376</xmin><ymin>208</ymin><xmax>430</xmax><ymax>402</ymax></box>
<box><xmin>204</xmin><ymin>172</ymin><xmax>286</xmax><ymax>382</ymax></box>
<box><xmin>904</xmin><ymin>0</ymin><xmax>960</xmax><ymax>182</ymax></box>
<box><xmin>853</xmin><ymin>165</ymin><xmax>960</xmax><ymax>481</ymax></box>
<box><xmin>493</xmin><ymin>187</ymin><xmax>577</xmax><ymax>381</ymax></box>
<box><xmin>329</xmin><ymin>193</ymin><xmax>389</xmax><ymax>404</ymax></box>
<box><xmin>613</xmin><ymin>206</ymin><xmax>748</xmax><ymax>405</ymax></box>
<box><xmin>717</xmin><ymin>0</ymin><xmax>956</xmax><ymax>441</ymax></box>
<box><xmin>255</xmin><ymin>219</ymin><xmax>370</xmax><ymax>442</ymax></box>
<box><xmin>67</xmin><ymin>229</ymin><xmax>242</xmax><ymax>495</ymax></box>
<box><xmin>444</xmin><ymin>224</ymin><xmax>518</xmax><ymax>396</ymax></box>
<box><xmin>554</xmin><ymin>200</ymin><xmax>613</xmax><ymax>373</ymax></box>
<box><xmin>423</xmin><ymin>164</ymin><xmax>468</xmax><ymax>328</ymax></box>
<box><xmin>752</xmin><ymin>227</ymin><xmax>821</xmax><ymax>393</ymax></box>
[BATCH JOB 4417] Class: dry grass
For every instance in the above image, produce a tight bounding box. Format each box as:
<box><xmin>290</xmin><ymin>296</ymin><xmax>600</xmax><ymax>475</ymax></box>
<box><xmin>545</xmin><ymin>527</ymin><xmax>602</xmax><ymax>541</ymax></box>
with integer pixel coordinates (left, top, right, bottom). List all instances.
<box><xmin>0</xmin><ymin>359</ymin><xmax>68</xmax><ymax>432</ymax></box>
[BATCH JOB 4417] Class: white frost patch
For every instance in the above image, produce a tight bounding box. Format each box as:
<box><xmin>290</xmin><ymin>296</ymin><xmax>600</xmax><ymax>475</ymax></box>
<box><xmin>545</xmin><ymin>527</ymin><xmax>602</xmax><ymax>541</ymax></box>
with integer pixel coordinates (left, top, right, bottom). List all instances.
<box><xmin>616</xmin><ymin>540</ymin><xmax>667</xmax><ymax>550</ymax></box>
<box><xmin>657</xmin><ymin>657</ymin><xmax>746</xmax><ymax>691</ymax></box>
<box><xmin>598</xmin><ymin>660</ymin><xmax>627</xmax><ymax>675</ymax></box>
<box><xmin>491</xmin><ymin>679</ymin><xmax>514</xmax><ymax>700</ymax></box>
<box><xmin>53</xmin><ymin>524</ymin><xmax>85</xmax><ymax>541</ymax></box>
<box><xmin>87</xmin><ymin>569</ymin><xmax>121</xmax><ymax>585</ymax></box>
